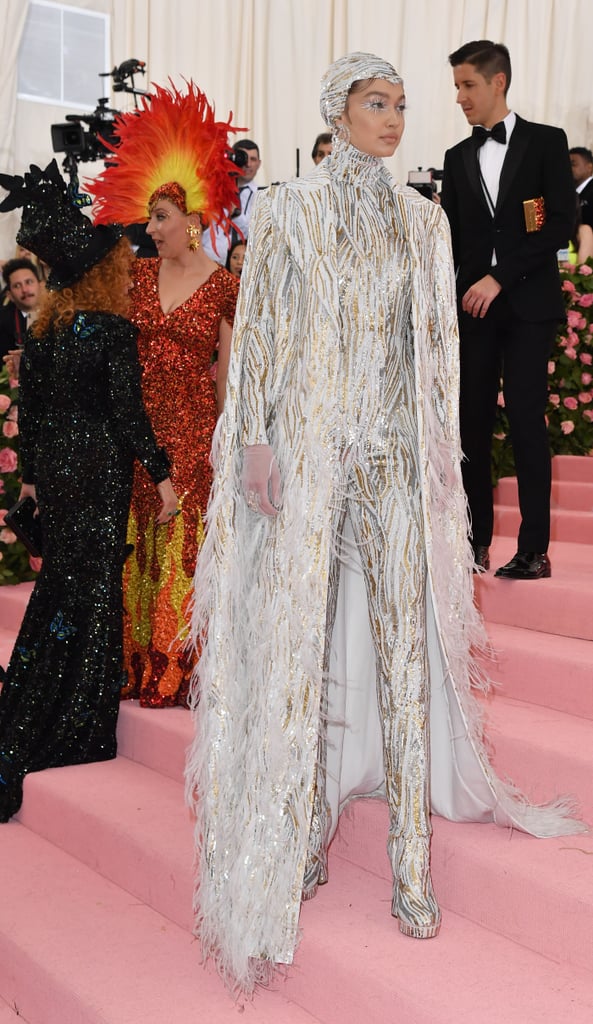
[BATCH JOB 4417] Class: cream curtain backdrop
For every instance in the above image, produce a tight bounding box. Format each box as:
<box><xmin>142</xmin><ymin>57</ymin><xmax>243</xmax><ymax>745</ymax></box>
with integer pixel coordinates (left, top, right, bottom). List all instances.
<box><xmin>0</xmin><ymin>0</ymin><xmax>31</xmax><ymax>254</ymax></box>
<box><xmin>1</xmin><ymin>0</ymin><xmax>592</xmax><ymax>254</ymax></box>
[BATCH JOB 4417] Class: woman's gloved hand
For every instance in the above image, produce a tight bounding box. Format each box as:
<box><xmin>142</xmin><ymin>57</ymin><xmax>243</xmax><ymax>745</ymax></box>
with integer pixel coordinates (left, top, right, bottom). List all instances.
<box><xmin>241</xmin><ymin>444</ymin><xmax>282</xmax><ymax>516</ymax></box>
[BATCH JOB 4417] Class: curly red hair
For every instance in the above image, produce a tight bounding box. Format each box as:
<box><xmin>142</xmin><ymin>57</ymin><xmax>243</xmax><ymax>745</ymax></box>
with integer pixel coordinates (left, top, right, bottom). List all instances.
<box><xmin>32</xmin><ymin>237</ymin><xmax>134</xmax><ymax>337</ymax></box>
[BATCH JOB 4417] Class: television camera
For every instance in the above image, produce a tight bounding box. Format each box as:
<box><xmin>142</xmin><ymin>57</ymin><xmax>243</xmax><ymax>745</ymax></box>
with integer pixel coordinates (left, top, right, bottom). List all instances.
<box><xmin>51</xmin><ymin>59</ymin><xmax>148</xmax><ymax>181</ymax></box>
<box><xmin>407</xmin><ymin>167</ymin><xmax>443</xmax><ymax>201</ymax></box>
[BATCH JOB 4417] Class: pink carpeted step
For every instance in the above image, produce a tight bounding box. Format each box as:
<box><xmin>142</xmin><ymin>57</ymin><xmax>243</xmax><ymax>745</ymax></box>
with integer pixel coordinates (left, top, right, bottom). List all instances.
<box><xmin>333</xmin><ymin>802</ymin><xmax>593</xmax><ymax>974</ymax></box>
<box><xmin>17</xmin><ymin>758</ymin><xmax>194</xmax><ymax>934</ymax></box>
<box><xmin>117</xmin><ymin>701</ymin><xmax>191</xmax><ymax>784</ymax></box>
<box><xmin>7</xmin><ymin>769</ymin><xmax>593</xmax><ymax>1023</ymax></box>
<box><xmin>14</xmin><ymin>751</ymin><xmax>593</xmax><ymax>972</ymax></box>
<box><xmin>495</xmin><ymin>476</ymin><xmax>593</xmax><ymax>511</ymax></box>
<box><xmin>483</xmin><ymin>621</ymin><xmax>593</xmax><ymax>720</ymax></box>
<box><xmin>116</xmin><ymin>694</ymin><xmax>593</xmax><ymax>826</ymax></box>
<box><xmin>0</xmin><ymin>998</ymin><xmax>22</xmax><ymax>1022</ymax></box>
<box><xmin>0</xmin><ymin>822</ymin><xmax>320</xmax><ymax>1024</ymax></box>
<box><xmin>2</xmin><ymin>823</ymin><xmax>592</xmax><ymax>1024</ymax></box>
<box><xmin>552</xmin><ymin>454</ymin><xmax>593</xmax><ymax>482</ymax></box>
<box><xmin>289</xmin><ymin>854</ymin><xmax>593</xmax><ymax>1024</ymax></box>
<box><xmin>494</xmin><ymin>503</ymin><xmax>593</xmax><ymax>543</ymax></box>
<box><xmin>0</xmin><ymin>583</ymin><xmax>32</xmax><ymax>632</ymax></box>
<box><xmin>483</xmin><ymin>695</ymin><xmax>593</xmax><ymax>819</ymax></box>
<box><xmin>0</xmin><ymin>629</ymin><xmax>15</xmax><ymax>673</ymax></box>
<box><xmin>475</xmin><ymin>541</ymin><xmax>593</xmax><ymax>641</ymax></box>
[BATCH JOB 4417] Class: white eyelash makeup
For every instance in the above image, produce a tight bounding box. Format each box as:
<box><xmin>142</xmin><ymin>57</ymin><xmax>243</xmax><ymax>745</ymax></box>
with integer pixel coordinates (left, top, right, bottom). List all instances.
<box><xmin>362</xmin><ymin>98</ymin><xmax>386</xmax><ymax>111</ymax></box>
<box><xmin>361</xmin><ymin>97</ymin><xmax>406</xmax><ymax>113</ymax></box>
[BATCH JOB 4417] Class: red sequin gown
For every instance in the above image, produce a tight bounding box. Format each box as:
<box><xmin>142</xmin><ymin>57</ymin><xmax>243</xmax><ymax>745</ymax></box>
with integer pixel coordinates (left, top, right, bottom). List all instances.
<box><xmin>122</xmin><ymin>259</ymin><xmax>239</xmax><ymax>706</ymax></box>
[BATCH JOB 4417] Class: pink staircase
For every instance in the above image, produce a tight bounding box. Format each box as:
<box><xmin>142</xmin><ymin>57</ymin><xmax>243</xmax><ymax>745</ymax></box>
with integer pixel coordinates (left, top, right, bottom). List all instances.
<box><xmin>0</xmin><ymin>455</ymin><xmax>592</xmax><ymax>1023</ymax></box>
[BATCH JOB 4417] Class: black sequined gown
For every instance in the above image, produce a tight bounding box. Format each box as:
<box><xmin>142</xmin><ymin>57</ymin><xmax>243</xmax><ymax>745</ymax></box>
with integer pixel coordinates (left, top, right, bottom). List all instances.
<box><xmin>0</xmin><ymin>311</ymin><xmax>170</xmax><ymax>821</ymax></box>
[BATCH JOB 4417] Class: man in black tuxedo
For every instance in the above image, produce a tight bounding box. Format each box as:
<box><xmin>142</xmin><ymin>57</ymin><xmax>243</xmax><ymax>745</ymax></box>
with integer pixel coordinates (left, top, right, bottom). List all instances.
<box><xmin>441</xmin><ymin>40</ymin><xmax>574</xmax><ymax>580</ymax></box>
<box><xmin>0</xmin><ymin>258</ymin><xmax>42</xmax><ymax>361</ymax></box>
<box><xmin>569</xmin><ymin>147</ymin><xmax>593</xmax><ymax>230</ymax></box>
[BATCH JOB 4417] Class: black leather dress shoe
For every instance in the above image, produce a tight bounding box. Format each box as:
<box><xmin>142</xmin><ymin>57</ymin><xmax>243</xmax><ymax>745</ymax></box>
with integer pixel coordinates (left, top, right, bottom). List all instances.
<box><xmin>494</xmin><ymin>551</ymin><xmax>551</xmax><ymax>580</ymax></box>
<box><xmin>472</xmin><ymin>544</ymin><xmax>490</xmax><ymax>572</ymax></box>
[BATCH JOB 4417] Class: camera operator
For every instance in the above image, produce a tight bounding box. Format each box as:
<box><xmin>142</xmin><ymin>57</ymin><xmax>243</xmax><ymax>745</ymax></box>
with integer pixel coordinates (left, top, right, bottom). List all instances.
<box><xmin>203</xmin><ymin>140</ymin><xmax>264</xmax><ymax>266</ymax></box>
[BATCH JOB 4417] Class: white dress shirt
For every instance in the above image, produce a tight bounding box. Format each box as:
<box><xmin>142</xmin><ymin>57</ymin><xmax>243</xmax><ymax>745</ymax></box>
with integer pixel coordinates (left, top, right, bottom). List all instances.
<box><xmin>477</xmin><ymin>111</ymin><xmax>516</xmax><ymax>264</ymax></box>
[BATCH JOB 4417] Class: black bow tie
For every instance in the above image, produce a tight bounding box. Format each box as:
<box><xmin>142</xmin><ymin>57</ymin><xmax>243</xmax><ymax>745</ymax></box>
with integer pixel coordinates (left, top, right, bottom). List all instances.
<box><xmin>473</xmin><ymin>122</ymin><xmax>507</xmax><ymax>147</ymax></box>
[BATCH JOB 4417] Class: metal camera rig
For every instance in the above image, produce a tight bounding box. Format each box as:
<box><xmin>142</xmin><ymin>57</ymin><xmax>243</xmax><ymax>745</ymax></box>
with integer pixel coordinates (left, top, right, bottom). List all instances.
<box><xmin>50</xmin><ymin>59</ymin><xmax>148</xmax><ymax>183</ymax></box>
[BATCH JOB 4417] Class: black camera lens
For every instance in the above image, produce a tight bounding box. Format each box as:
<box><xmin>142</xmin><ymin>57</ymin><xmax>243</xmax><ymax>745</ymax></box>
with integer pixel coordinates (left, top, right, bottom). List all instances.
<box><xmin>229</xmin><ymin>148</ymin><xmax>247</xmax><ymax>170</ymax></box>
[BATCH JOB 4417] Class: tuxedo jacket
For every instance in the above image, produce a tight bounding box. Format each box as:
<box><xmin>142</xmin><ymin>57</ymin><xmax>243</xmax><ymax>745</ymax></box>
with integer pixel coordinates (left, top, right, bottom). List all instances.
<box><xmin>0</xmin><ymin>303</ymin><xmax>27</xmax><ymax>360</ymax></box>
<box><xmin>578</xmin><ymin>178</ymin><xmax>593</xmax><ymax>229</ymax></box>
<box><xmin>441</xmin><ymin>115</ymin><xmax>574</xmax><ymax>322</ymax></box>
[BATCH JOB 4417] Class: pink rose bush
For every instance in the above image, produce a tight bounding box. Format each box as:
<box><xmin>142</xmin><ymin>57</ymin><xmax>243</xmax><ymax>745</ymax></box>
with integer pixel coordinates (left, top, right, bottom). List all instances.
<box><xmin>492</xmin><ymin>258</ymin><xmax>593</xmax><ymax>481</ymax></box>
<box><xmin>0</xmin><ymin>366</ymin><xmax>39</xmax><ymax>583</ymax></box>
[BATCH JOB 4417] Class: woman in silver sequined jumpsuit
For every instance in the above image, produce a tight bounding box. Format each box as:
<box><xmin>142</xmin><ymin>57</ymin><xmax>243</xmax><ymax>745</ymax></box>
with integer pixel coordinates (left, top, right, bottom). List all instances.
<box><xmin>186</xmin><ymin>53</ymin><xmax>583</xmax><ymax>994</ymax></box>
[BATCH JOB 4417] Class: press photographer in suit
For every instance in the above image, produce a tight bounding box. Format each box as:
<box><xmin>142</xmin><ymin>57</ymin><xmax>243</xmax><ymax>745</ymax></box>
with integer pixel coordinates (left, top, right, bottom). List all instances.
<box><xmin>441</xmin><ymin>40</ymin><xmax>574</xmax><ymax>579</ymax></box>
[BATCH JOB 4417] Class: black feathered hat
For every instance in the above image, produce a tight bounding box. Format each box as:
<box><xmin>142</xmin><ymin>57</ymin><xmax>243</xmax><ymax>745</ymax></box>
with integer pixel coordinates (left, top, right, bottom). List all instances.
<box><xmin>0</xmin><ymin>159</ymin><xmax>123</xmax><ymax>291</ymax></box>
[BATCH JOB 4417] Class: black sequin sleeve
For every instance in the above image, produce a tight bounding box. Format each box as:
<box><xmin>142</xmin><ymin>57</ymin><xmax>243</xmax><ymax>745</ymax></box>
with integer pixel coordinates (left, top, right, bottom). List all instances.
<box><xmin>18</xmin><ymin>329</ymin><xmax>44</xmax><ymax>485</ymax></box>
<box><xmin>105</xmin><ymin>315</ymin><xmax>170</xmax><ymax>484</ymax></box>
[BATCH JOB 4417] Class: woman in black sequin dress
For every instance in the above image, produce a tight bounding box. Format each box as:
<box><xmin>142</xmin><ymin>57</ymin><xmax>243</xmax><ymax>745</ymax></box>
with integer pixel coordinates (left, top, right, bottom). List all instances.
<box><xmin>0</xmin><ymin>161</ymin><xmax>178</xmax><ymax>821</ymax></box>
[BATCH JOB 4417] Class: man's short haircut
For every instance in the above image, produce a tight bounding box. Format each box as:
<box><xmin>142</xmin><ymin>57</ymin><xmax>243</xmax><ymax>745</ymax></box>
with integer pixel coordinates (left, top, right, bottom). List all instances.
<box><xmin>233</xmin><ymin>138</ymin><xmax>260</xmax><ymax>158</ymax></box>
<box><xmin>312</xmin><ymin>132</ymin><xmax>332</xmax><ymax>160</ymax></box>
<box><xmin>570</xmin><ymin>147</ymin><xmax>593</xmax><ymax>164</ymax></box>
<box><xmin>448</xmin><ymin>40</ymin><xmax>512</xmax><ymax>95</ymax></box>
<box><xmin>3</xmin><ymin>257</ymin><xmax>40</xmax><ymax>287</ymax></box>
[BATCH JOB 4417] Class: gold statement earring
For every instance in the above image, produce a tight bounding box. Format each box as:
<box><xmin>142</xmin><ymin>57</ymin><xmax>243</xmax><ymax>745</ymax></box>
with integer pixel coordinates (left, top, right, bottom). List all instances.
<box><xmin>186</xmin><ymin>222</ymin><xmax>201</xmax><ymax>252</ymax></box>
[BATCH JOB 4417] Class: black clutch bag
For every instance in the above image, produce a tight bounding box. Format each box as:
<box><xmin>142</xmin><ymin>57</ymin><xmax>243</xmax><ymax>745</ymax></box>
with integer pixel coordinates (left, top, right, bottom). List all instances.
<box><xmin>4</xmin><ymin>496</ymin><xmax>43</xmax><ymax>559</ymax></box>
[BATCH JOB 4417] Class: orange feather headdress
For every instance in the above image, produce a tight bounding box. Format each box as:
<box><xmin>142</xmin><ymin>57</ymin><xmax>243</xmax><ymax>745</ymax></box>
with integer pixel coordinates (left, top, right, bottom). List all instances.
<box><xmin>88</xmin><ymin>81</ymin><xmax>244</xmax><ymax>242</ymax></box>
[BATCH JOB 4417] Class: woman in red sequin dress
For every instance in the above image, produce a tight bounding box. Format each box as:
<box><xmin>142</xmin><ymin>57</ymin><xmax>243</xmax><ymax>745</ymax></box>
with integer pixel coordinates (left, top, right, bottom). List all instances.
<box><xmin>122</xmin><ymin>215</ymin><xmax>238</xmax><ymax>705</ymax></box>
<box><xmin>88</xmin><ymin>82</ymin><xmax>243</xmax><ymax>706</ymax></box>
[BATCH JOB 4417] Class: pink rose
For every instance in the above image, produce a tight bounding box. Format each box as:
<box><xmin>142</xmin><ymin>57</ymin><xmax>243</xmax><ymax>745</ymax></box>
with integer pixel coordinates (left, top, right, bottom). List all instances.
<box><xmin>579</xmin><ymin>264</ymin><xmax>593</xmax><ymax>275</ymax></box>
<box><xmin>583</xmin><ymin>409</ymin><xmax>593</xmax><ymax>421</ymax></box>
<box><xmin>493</xmin><ymin>431</ymin><xmax>506</xmax><ymax>440</ymax></box>
<box><xmin>567</xmin><ymin>310</ymin><xmax>586</xmax><ymax>329</ymax></box>
<box><xmin>0</xmin><ymin>510</ymin><xmax>6</xmax><ymax>524</ymax></box>
<box><xmin>0</xmin><ymin>395</ymin><xmax>10</xmax><ymax>414</ymax></box>
<box><xmin>578</xmin><ymin>293</ymin><xmax>593</xmax><ymax>307</ymax></box>
<box><xmin>578</xmin><ymin>392</ymin><xmax>593</xmax><ymax>404</ymax></box>
<box><xmin>548</xmin><ymin>393</ymin><xmax>560</xmax><ymax>406</ymax></box>
<box><xmin>0</xmin><ymin>447</ymin><xmax>17</xmax><ymax>473</ymax></box>
<box><xmin>565</xmin><ymin>347</ymin><xmax>577</xmax><ymax>360</ymax></box>
<box><xmin>563</xmin><ymin>396</ymin><xmax>578</xmax><ymax>410</ymax></box>
<box><xmin>581</xmin><ymin>373</ymin><xmax>592</xmax><ymax>385</ymax></box>
<box><xmin>561</xmin><ymin>420</ymin><xmax>575</xmax><ymax>434</ymax></box>
<box><xmin>8</xmin><ymin>379</ymin><xmax>18</xmax><ymax>390</ymax></box>
<box><xmin>2</xmin><ymin>421</ymin><xmax>18</xmax><ymax>438</ymax></box>
<box><xmin>547</xmin><ymin>361</ymin><xmax>556</xmax><ymax>374</ymax></box>
<box><xmin>0</xmin><ymin>528</ymin><xmax>17</xmax><ymax>544</ymax></box>
<box><xmin>497</xmin><ymin>391</ymin><xmax>505</xmax><ymax>407</ymax></box>
<box><xmin>563</xmin><ymin>279</ymin><xmax>576</xmax><ymax>293</ymax></box>
<box><xmin>28</xmin><ymin>555</ymin><xmax>42</xmax><ymax>573</ymax></box>
<box><xmin>580</xmin><ymin>353</ymin><xmax>593</xmax><ymax>365</ymax></box>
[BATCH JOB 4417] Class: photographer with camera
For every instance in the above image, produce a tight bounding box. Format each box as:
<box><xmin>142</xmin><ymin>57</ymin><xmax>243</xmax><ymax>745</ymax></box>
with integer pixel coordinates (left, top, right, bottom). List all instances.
<box><xmin>202</xmin><ymin>139</ymin><xmax>263</xmax><ymax>266</ymax></box>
